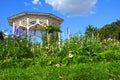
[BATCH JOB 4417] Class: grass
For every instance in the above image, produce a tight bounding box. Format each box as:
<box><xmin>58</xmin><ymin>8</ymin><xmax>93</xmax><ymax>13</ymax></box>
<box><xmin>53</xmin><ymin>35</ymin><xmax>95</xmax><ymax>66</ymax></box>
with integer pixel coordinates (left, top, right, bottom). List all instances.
<box><xmin>0</xmin><ymin>61</ymin><xmax>120</xmax><ymax>80</ymax></box>
<box><xmin>0</xmin><ymin>31</ymin><xmax>120</xmax><ymax>80</ymax></box>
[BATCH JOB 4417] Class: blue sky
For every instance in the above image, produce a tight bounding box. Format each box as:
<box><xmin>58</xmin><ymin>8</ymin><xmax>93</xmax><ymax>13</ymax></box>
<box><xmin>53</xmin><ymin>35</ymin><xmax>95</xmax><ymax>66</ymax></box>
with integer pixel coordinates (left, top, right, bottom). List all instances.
<box><xmin>0</xmin><ymin>0</ymin><xmax>120</xmax><ymax>36</ymax></box>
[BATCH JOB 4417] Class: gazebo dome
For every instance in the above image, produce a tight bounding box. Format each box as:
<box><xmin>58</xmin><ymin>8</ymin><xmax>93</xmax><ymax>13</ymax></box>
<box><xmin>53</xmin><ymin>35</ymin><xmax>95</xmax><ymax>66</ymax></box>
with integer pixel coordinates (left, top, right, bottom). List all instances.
<box><xmin>8</xmin><ymin>12</ymin><xmax>64</xmax><ymax>31</ymax></box>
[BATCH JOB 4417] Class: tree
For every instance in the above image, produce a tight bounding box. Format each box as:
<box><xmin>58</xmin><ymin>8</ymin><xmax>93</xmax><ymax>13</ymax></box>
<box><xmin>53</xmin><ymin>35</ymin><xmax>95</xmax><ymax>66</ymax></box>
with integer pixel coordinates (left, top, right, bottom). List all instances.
<box><xmin>100</xmin><ymin>20</ymin><xmax>120</xmax><ymax>40</ymax></box>
<box><xmin>41</xmin><ymin>25</ymin><xmax>62</xmax><ymax>45</ymax></box>
<box><xmin>0</xmin><ymin>31</ymin><xmax>4</xmax><ymax>41</ymax></box>
<box><xmin>85</xmin><ymin>25</ymin><xmax>99</xmax><ymax>38</ymax></box>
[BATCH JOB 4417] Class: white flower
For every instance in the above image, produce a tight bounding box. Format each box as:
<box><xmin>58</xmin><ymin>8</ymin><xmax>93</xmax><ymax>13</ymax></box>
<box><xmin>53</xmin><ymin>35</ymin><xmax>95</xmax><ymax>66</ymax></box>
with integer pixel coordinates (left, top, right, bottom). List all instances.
<box><xmin>4</xmin><ymin>35</ymin><xmax>8</xmax><ymax>39</ymax></box>
<box><xmin>20</xmin><ymin>40</ymin><xmax>22</xmax><ymax>42</ymax></box>
<box><xmin>69</xmin><ymin>53</ymin><xmax>73</xmax><ymax>58</ymax></box>
<box><xmin>51</xmin><ymin>53</ymin><xmax>54</xmax><ymax>56</ymax></box>
<box><xmin>107</xmin><ymin>38</ymin><xmax>112</xmax><ymax>41</ymax></box>
<box><xmin>56</xmin><ymin>64</ymin><xmax>60</xmax><ymax>67</ymax></box>
<box><xmin>46</xmin><ymin>46</ymin><xmax>49</xmax><ymax>49</ymax></box>
<box><xmin>59</xmin><ymin>47</ymin><xmax>62</xmax><ymax>52</ymax></box>
<box><xmin>31</xmin><ymin>48</ymin><xmax>34</xmax><ymax>52</ymax></box>
<box><xmin>37</xmin><ymin>45</ymin><xmax>39</xmax><ymax>49</ymax></box>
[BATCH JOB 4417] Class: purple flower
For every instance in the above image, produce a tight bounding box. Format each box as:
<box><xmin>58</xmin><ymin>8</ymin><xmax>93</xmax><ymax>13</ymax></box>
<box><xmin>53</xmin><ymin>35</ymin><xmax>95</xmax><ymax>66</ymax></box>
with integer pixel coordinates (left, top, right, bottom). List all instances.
<box><xmin>15</xmin><ymin>28</ymin><xmax>19</xmax><ymax>35</ymax></box>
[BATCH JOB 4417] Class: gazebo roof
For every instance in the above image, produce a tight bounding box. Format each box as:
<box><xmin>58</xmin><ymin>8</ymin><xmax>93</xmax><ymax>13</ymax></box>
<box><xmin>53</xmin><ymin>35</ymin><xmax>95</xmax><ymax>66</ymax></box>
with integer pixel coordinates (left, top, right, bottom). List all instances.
<box><xmin>8</xmin><ymin>12</ymin><xmax>64</xmax><ymax>26</ymax></box>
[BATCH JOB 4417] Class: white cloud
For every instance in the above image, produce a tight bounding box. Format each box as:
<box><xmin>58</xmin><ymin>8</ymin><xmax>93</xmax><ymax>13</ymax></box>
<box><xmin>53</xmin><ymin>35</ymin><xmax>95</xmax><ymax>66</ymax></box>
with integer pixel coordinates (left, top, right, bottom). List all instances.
<box><xmin>33</xmin><ymin>7</ymin><xmax>39</xmax><ymax>10</ymax></box>
<box><xmin>24</xmin><ymin>2</ymin><xmax>31</xmax><ymax>6</ymax></box>
<box><xmin>32</xmin><ymin>0</ymin><xmax>42</xmax><ymax>6</ymax></box>
<box><xmin>45</xmin><ymin>0</ymin><xmax>98</xmax><ymax>16</ymax></box>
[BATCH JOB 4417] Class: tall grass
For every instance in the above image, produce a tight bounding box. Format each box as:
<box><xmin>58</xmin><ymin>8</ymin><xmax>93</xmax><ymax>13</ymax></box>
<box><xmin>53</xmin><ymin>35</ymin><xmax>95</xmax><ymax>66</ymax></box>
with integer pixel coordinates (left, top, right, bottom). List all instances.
<box><xmin>0</xmin><ymin>33</ymin><xmax>120</xmax><ymax>68</ymax></box>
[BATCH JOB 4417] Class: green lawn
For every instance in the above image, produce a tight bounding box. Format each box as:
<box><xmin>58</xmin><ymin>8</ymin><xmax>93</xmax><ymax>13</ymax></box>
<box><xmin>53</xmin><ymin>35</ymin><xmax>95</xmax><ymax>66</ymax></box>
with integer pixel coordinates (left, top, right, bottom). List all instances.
<box><xmin>0</xmin><ymin>61</ymin><xmax>120</xmax><ymax>80</ymax></box>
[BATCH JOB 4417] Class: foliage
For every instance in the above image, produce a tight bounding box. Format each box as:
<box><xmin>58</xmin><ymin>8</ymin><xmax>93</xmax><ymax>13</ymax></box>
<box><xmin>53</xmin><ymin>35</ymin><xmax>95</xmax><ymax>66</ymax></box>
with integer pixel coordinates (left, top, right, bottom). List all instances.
<box><xmin>100</xmin><ymin>20</ymin><xmax>120</xmax><ymax>40</ymax></box>
<box><xmin>41</xmin><ymin>25</ymin><xmax>61</xmax><ymax>45</ymax></box>
<box><xmin>0</xmin><ymin>31</ymin><xmax>4</xmax><ymax>41</ymax></box>
<box><xmin>0</xmin><ymin>35</ymin><xmax>37</xmax><ymax>68</ymax></box>
<box><xmin>46</xmin><ymin>25</ymin><xmax>62</xmax><ymax>33</ymax></box>
<box><xmin>0</xmin><ymin>22</ymin><xmax>120</xmax><ymax>68</ymax></box>
<box><xmin>85</xmin><ymin>25</ymin><xmax>99</xmax><ymax>38</ymax></box>
<box><xmin>0</xmin><ymin>31</ymin><xmax>120</xmax><ymax>68</ymax></box>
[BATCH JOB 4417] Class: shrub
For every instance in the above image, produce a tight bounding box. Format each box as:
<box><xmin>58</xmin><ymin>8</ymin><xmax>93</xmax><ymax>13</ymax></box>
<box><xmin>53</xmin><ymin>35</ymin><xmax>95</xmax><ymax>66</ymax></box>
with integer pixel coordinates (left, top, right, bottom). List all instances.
<box><xmin>93</xmin><ymin>50</ymin><xmax>120</xmax><ymax>62</ymax></box>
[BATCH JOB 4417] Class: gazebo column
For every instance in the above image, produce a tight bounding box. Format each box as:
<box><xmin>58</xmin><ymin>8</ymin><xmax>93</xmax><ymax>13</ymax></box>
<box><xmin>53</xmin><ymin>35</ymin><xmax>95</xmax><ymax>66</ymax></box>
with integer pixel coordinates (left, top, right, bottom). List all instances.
<box><xmin>46</xmin><ymin>19</ymin><xmax>49</xmax><ymax>43</ymax></box>
<box><xmin>26</xmin><ymin>18</ymin><xmax>29</xmax><ymax>41</ymax></box>
<box><xmin>19</xmin><ymin>21</ymin><xmax>22</xmax><ymax>35</ymax></box>
<box><xmin>36</xmin><ymin>19</ymin><xmax>40</xmax><ymax>24</ymax></box>
<box><xmin>12</xmin><ymin>22</ymin><xmax>15</xmax><ymax>35</ymax></box>
<box><xmin>46</xmin><ymin>19</ymin><xmax>49</xmax><ymax>25</ymax></box>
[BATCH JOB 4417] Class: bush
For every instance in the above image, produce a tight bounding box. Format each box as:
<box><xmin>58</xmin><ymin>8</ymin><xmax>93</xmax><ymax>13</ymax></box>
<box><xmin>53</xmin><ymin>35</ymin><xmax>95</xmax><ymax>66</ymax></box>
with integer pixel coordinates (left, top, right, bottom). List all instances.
<box><xmin>93</xmin><ymin>50</ymin><xmax>120</xmax><ymax>62</ymax></box>
<box><xmin>75</xmin><ymin>55</ymin><xmax>92</xmax><ymax>63</ymax></box>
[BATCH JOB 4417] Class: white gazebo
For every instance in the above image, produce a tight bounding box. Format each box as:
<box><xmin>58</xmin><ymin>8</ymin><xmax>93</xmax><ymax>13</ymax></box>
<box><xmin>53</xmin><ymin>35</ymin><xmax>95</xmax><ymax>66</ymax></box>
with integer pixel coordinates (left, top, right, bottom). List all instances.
<box><xmin>8</xmin><ymin>12</ymin><xmax>64</xmax><ymax>41</ymax></box>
